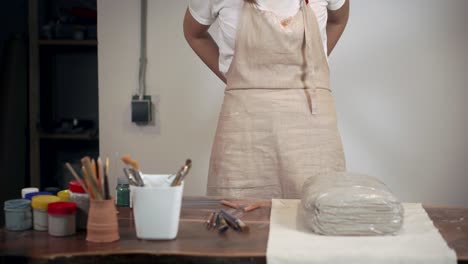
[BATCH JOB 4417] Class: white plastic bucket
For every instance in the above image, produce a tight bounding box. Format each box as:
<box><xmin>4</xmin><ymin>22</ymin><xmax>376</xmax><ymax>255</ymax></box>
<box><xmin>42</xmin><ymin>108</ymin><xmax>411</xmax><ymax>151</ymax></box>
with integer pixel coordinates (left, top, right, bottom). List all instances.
<box><xmin>132</xmin><ymin>177</ymin><xmax>184</xmax><ymax>240</ymax></box>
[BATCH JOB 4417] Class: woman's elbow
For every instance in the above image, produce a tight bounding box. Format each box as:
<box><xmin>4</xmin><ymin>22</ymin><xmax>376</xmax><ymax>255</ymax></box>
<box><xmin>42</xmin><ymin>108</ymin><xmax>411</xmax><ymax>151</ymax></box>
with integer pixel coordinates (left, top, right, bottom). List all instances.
<box><xmin>183</xmin><ymin>8</ymin><xmax>210</xmax><ymax>44</ymax></box>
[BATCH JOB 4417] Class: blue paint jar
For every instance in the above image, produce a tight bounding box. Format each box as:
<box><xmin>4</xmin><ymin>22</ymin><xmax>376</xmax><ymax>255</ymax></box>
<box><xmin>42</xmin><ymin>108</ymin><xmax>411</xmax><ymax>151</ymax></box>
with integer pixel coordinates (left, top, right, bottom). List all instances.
<box><xmin>4</xmin><ymin>199</ymin><xmax>32</xmax><ymax>231</ymax></box>
<box><xmin>24</xmin><ymin>191</ymin><xmax>52</xmax><ymax>200</ymax></box>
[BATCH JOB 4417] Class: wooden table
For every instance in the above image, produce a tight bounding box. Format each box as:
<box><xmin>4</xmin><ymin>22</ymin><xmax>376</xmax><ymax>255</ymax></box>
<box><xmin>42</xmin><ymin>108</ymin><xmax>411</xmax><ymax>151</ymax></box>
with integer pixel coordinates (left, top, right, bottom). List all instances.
<box><xmin>0</xmin><ymin>197</ymin><xmax>467</xmax><ymax>264</ymax></box>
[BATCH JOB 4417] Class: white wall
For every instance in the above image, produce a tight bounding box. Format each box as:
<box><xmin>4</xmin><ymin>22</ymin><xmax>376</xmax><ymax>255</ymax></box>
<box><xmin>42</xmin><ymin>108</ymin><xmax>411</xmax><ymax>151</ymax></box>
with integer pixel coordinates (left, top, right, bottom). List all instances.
<box><xmin>98</xmin><ymin>0</ymin><xmax>468</xmax><ymax>205</ymax></box>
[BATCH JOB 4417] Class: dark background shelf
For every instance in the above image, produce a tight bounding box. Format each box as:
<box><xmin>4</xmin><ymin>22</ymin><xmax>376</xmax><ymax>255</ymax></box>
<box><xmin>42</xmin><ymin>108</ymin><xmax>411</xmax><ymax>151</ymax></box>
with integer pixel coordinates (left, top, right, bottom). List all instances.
<box><xmin>39</xmin><ymin>132</ymin><xmax>98</xmax><ymax>140</ymax></box>
<box><xmin>29</xmin><ymin>0</ymin><xmax>99</xmax><ymax>190</ymax></box>
<box><xmin>39</xmin><ymin>39</ymin><xmax>97</xmax><ymax>46</ymax></box>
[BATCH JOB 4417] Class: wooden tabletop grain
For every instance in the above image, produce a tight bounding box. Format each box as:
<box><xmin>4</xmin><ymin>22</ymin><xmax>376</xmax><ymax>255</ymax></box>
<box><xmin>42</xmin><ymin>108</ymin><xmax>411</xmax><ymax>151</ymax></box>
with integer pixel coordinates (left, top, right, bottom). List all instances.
<box><xmin>0</xmin><ymin>197</ymin><xmax>466</xmax><ymax>264</ymax></box>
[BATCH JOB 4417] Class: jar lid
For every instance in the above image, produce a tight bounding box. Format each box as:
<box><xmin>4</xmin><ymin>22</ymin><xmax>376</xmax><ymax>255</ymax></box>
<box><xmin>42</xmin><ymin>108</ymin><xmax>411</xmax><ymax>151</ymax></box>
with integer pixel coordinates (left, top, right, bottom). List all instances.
<box><xmin>117</xmin><ymin>176</ymin><xmax>129</xmax><ymax>185</ymax></box>
<box><xmin>21</xmin><ymin>187</ymin><xmax>39</xmax><ymax>198</ymax></box>
<box><xmin>57</xmin><ymin>190</ymin><xmax>70</xmax><ymax>201</ymax></box>
<box><xmin>25</xmin><ymin>191</ymin><xmax>52</xmax><ymax>200</ymax></box>
<box><xmin>48</xmin><ymin>202</ymin><xmax>77</xmax><ymax>215</ymax></box>
<box><xmin>69</xmin><ymin>180</ymin><xmax>86</xmax><ymax>193</ymax></box>
<box><xmin>4</xmin><ymin>199</ymin><xmax>31</xmax><ymax>210</ymax></box>
<box><xmin>31</xmin><ymin>195</ymin><xmax>60</xmax><ymax>210</ymax></box>
<box><xmin>44</xmin><ymin>187</ymin><xmax>60</xmax><ymax>195</ymax></box>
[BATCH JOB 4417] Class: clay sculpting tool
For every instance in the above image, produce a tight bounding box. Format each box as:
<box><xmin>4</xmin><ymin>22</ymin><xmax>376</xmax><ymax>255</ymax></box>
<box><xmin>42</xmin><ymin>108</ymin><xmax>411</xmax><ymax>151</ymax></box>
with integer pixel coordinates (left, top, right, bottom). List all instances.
<box><xmin>205</xmin><ymin>212</ymin><xmax>216</xmax><ymax>229</ymax></box>
<box><xmin>217</xmin><ymin>216</ymin><xmax>229</xmax><ymax>234</ymax></box>
<box><xmin>244</xmin><ymin>203</ymin><xmax>261</xmax><ymax>212</ymax></box>
<box><xmin>221</xmin><ymin>200</ymin><xmax>240</xmax><ymax>209</ymax></box>
<box><xmin>221</xmin><ymin>209</ymin><xmax>249</xmax><ymax>232</ymax></box>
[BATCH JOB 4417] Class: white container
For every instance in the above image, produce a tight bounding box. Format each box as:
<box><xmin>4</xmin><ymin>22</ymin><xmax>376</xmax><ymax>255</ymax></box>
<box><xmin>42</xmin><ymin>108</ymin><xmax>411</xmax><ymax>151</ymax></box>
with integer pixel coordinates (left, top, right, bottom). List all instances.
<box><xmin>69</xmin><ymin>180</ymin><xmax>89</xmax><ymax>230</ymax></box>
<box><xmin>21</xmin><ymin>187</ymin><xmax>39</xmax><ymax>199</ymax></box>
<box><xmin>132</xmin><ymin>177</ymin><xmax>184</xmax><ymax>240</ymax></box>
<box><xmin>69</xmin><ymin>192</ymin><xmax>89</xmax><ymax>229</ymax></box>
<box><xmin>4</xmin><ymin>199</ymin><xmax>32</xmax><ymax>231</ymax></box>
<box><xmin>48</xmin><ymin>213</ymin><xmax>76</xmax><ymax>236</ymax></box>
<box><xmin>31</xmin><ymin>195</ymin><xmax>60</xmax><ymax>231</ymax></box>
<box><xmin>129</xmin><ymin>174</ymin><xmax>172</xmax><ymax>208</ymax></box>
<box><xmin>33</xmin><ymin>209</ymin><xmax>48</xmax><ymax>231</ymax></box>
<box><xmin>48</xmin><ymin>202</ymin><xmax>77</xmax><ymax>237</ymax></box>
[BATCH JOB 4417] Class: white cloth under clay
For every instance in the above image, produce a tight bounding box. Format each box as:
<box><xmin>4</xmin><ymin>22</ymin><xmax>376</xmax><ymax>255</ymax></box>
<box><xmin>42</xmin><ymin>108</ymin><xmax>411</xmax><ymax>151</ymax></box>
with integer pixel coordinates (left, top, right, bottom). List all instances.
<box><xmin>188</xmin><ymin>0</ymin><xmax>346</xmax><ymax>74</ymax></box>
<box><xmin>267</xmin><ymin>199</ymin><xmax>457</xmax><ymax>264</ymax></box>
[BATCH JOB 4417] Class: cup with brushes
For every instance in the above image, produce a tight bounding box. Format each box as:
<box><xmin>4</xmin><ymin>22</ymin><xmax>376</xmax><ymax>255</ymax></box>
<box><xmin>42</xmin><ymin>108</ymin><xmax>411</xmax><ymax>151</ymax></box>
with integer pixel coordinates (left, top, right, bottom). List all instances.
<box><xmin>121</xmin><ymin>155</ymin><xmax>192</xmax><ymax>240</ymax></box>
<box><xmin>65</xmin><ymin>156</ymin><xmax>119</xmax><ymax>243</ymax></box>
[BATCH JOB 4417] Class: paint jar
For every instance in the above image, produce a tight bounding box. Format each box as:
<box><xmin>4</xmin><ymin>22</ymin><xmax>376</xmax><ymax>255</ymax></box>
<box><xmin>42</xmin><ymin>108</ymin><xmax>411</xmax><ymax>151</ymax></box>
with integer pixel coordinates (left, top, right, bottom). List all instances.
<box><xmin>21</xmin><ymin>187</ymin><xmax>39</xmax><ymax>199</ymax></box>
<box><xmin>31</xmin><ymin>195</ymin><xmax>60</xmax><ymax>231</ymax></box>
<box><xmin>44</xmin><ymin>187</ymin><xmax>60</xmax><ymax>195</ymax></box>
<box><xmin>48</xmin><ymin>202</ymin><xmax>77</xmax><ymax>237</ymax></box>
<box><xmin>4</xmin><ymin>199</ymin><xmax>32</xmax><ymax>231</ymax></box>
<box><xmin>115</xmin><ymin>176</ymin><xmax>130</xmax><ymax>207</ymax></box>
<box><xmin>69</xmin><ymin>180</ymin><xmax>89</xmax><ymax>230</ymax></box>
<box><xmin>25</xmin><ymin>191</ymin><xmax>52</xmax><ymax>200</ymax></box>
<box><xmin>57</xmin><ymin>190</ymin><xmax>70</xmax><ymax>201</ymax></box>
<box><xmin>86</xmin><ymin>199</ymin><xmax>119</xmax><ymax>243</ymax></box>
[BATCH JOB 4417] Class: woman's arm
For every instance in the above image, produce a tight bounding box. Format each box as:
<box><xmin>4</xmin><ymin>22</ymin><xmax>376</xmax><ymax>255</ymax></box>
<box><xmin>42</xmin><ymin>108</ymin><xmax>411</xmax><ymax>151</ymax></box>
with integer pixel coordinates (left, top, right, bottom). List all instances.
<box><xmin>183</xmin><ymin>8</ymin><xmax>226</xmax><ymax>83</ymax></box>
<box><xmin>326</xmin><ymin>0</ymin><xmax>350</xmax><ymax>56</ymax></box>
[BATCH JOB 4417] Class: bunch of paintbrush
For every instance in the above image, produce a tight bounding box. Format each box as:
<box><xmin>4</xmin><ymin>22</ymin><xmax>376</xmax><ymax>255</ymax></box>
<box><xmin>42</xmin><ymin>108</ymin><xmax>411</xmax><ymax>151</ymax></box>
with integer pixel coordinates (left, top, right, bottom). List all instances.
<box><xmin>65</xmin><ymin>156</ymin><xmax>111</xmax><ymax>200</ymax></box>
<box><xmin>171</xmin><ymin>159</ymin><xmax>192</xmax><ymax>187</ymax></box>
<box><xmin>121</xmin><ymin>155</ymin><xmax>145</xmax><ymax>186</ymax></box>
<box><xmin>120</xmin><ymin>156</ymin><xmax>192</xmax><ymax>187</ymax></box>
<box><xmin>204</xmin><ymin>209</ymin><xmax>249</xmax><ymax>234</ymax></box>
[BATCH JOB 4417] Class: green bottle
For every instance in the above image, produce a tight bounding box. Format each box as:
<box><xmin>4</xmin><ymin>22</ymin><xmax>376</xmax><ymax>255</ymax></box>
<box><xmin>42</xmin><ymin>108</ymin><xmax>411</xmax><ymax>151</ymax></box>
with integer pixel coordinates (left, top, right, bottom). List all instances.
<box><xmin>115</xmin><ymin>176</ymin><xmax>130</xmax><ymax>207</ymax></box>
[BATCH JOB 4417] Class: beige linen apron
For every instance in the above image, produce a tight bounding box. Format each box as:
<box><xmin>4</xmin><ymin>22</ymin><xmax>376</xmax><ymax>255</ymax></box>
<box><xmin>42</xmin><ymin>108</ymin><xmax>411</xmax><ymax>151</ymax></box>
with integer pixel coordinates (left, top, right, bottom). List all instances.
<box><xmin>207</xmin><ymin>0</ymin><xmax>346</xmax><ymax>199</ymax></box>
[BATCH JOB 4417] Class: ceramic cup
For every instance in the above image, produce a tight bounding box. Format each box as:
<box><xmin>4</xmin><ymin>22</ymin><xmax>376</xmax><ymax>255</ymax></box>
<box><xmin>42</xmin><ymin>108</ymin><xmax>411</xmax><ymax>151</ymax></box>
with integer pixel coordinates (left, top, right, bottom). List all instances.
<box><xmin>86</xmin><ymin>199</ymin><xmax>119</xmax><ymax>243</ymax></box>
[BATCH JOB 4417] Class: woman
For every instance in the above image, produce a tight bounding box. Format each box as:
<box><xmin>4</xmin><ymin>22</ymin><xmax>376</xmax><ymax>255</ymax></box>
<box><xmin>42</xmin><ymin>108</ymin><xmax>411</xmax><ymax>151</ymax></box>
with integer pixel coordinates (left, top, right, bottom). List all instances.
<box><xmin>184</xmin><ymin>0</ymin><xmax>349</xmax><ymax>199</ymax></box>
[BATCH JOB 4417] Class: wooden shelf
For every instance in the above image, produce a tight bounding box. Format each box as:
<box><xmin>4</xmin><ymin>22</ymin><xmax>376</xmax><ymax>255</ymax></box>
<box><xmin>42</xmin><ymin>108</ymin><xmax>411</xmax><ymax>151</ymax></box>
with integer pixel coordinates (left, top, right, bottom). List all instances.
<box><xmin>39</xmin><ymin>132</ymin><xmax>98</xmax><ymax>140</ymax></box>
<box><xmin>39</xmin><ymin>39</ymin><xmax>97</xmax><ymax>46</ymax></box>
<box><xmin>29</xmin><ymin>0</ymin><xmax>99</xmax><ymax>188</ymax></box>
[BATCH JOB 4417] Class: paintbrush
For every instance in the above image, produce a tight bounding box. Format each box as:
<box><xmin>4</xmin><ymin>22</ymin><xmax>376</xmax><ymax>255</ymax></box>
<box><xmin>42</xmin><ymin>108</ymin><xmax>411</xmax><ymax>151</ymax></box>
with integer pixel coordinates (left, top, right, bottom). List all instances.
<box><xmin>129</xmin><ymin>168</ymin><xmax>145</xmax><ymax>186</ymax></box>
<box><xmin>82</xmin><ymin>166</ymin><xmax>94</xmax><ymax>199</ymax></box>
<box><xmin>92</xmin><ymin>158</ymin><xmax>103</xmax><ymax>198</ymax></box>
<box><xmin>171</xmin><ymin>159</ymin><xmax>192</xmax><ymax>186</ymax></box>
<box><xmin>177</xmin><ymin>159</ymin><xmax>192</xmax><ymax>183</ymax></box>
<box><xmin>81</xmin><ymin>157</ymin><xmax>103</xmax><ymax>200</ymax></box>
<box><xmin>97</xmin><ymin>157</ymin><xmax>103</xmax><ymax>196</ymax></box>
<box><xmin>121</xmin><ymin>155</ymin><xmax>145</xmax><ymax>186</ymax></box>
<box><xmin>65</xmin><ymin>163</ymin><xmax>89</xmax><ymax>194</ymax></box>
<box><xmin>123</xmin><ymin>168</ymin><xmax>139</xmax><ymax>186</ymax></box>
<box><xmin>121</xmin><ymin>155</ymin><xmax>139</xmax><ymax>170</ymax></box>
<box><xmin>91</xmin><ymin>159</ymin><xmax>97</xmax><ymax>182</ymax></box>
<box><xmin>104</xmin><ymin>157</ymin><xmax>111</xmax><ymax>200</ymax></box>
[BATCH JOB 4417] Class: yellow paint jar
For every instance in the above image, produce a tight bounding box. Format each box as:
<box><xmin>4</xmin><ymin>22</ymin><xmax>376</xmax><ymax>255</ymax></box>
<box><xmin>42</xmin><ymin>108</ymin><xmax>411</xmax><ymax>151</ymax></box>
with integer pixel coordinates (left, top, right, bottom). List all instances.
<box><xmin>31</xmin><ymin>195</ymin><xmax>60</xmax><ymax>231</ymax></box>
<box><xmin>57</xmin><ymin>190</ymin><xmax>70</xmax><ymax>201</ymax></box>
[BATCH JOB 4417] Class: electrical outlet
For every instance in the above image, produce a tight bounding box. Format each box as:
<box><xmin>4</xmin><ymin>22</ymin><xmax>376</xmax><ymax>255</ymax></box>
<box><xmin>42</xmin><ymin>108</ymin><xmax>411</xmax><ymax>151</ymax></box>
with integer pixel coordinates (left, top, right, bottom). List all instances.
<box><xmin>131</xmin><ymin>95</ymin><xmax>152</xmax><ymax>124</ymax></box>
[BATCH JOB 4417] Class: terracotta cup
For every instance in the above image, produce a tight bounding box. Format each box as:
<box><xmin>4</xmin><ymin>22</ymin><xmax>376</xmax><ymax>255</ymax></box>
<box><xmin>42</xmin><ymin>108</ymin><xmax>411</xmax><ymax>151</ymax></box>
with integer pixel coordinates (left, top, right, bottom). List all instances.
<box><xmin>86</xmin><ymin>199</ymin><xmax>119</xmax><ymax>243</ymax></box>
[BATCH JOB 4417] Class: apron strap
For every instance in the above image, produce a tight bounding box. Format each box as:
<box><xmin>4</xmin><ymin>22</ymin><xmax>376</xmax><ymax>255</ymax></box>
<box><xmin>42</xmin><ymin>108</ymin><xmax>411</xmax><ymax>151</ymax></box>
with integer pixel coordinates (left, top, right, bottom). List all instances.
<box><xmin>302</xmin><ymin>0</ymin><xmax>319</xmax><ymax>115</ymax></box>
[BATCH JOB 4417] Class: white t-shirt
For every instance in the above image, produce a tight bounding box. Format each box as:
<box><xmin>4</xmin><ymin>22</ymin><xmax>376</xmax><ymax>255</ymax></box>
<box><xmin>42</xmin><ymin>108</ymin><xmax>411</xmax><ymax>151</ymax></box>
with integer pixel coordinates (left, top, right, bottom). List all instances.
<box><xmin>188</xmin><ymin>0</ymin><xmax>346</xmax><ymax>74</ymax></box>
